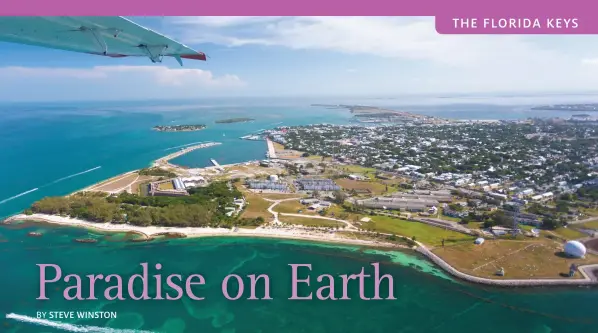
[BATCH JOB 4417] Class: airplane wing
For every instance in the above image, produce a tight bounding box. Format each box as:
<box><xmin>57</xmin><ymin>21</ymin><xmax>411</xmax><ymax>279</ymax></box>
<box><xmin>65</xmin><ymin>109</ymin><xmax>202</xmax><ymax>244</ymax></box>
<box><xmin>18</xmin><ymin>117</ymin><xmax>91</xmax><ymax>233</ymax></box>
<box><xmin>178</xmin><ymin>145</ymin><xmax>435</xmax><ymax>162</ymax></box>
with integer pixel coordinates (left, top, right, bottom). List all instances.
<box><xmin>0</xmin><ymin>16</ymin><xmax>206</xmax><ymax>66</ymax></box>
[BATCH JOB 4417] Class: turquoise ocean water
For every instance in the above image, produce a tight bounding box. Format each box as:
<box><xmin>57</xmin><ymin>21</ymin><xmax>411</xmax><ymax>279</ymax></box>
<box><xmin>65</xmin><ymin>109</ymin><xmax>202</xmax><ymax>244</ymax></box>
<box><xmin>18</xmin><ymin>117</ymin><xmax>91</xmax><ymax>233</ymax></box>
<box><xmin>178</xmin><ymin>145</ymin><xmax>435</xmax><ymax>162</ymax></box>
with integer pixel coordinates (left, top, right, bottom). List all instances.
<box><xmin>1</xmin><ymin>96</ymin><xmax>598</xmax><ymax>332</ymax></box>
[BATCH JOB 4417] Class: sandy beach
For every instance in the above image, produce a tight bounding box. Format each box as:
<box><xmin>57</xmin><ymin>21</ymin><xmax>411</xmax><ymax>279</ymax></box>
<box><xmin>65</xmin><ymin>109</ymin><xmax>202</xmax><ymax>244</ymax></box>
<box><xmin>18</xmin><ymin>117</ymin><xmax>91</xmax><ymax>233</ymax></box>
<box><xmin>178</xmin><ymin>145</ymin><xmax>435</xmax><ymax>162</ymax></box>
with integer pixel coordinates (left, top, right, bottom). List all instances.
<box><xmin>5</xmin><ymin>213</ymin><xmax>405</xmax><ymax>249</ymax></box>
<box><xmin>5</xmin><ymin>213</ymin><xmax>598</xmax><ymax>287</ymax></box>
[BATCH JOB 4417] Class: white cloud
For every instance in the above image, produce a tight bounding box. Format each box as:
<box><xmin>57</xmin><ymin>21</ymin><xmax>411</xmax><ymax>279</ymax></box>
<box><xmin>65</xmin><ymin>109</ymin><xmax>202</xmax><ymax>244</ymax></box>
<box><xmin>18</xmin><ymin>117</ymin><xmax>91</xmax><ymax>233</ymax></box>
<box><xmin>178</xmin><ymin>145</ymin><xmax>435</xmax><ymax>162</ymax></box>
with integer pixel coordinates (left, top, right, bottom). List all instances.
<box><xmin>582</xmin><ymin>58</ymin><xmax>598</xmax><ymax>65</ymax></box>
<box><xmin>167</xmin><ymin>17</ymin><xmax>559</xmax><ymax>67</ymax></box>
<box><xmin>0</xmin><ymin>65</ymin><xmax>246</xmax><ymax>101</ymax></box>
<box><xmin>0</xmin><ymin>65</ymin><xmax>245</xmax><ymax>88</ymax></box>
<box><xmin>165</xmin><ymin>16</ymin><xmax>598</xmax><ymax>93</ymax></box>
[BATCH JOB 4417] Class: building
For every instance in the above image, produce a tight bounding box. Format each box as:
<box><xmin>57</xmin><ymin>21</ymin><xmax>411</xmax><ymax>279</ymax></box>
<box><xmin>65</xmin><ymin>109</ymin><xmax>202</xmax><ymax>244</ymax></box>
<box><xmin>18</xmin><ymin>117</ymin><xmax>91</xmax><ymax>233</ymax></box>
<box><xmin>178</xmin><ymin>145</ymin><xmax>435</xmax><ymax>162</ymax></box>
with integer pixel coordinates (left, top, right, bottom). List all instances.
<box><xmin>181</xmin><ymin>176</ymin><xmax>206</xmax><ymax>188</ymax></box>
<box><xmin>296</xmin><ymin>179</ymin><xmax>341</xmax><ymax>191</ymax></box>
<box><xmin>356</xmin><ymin>197</ymin><xmax>429</xmax><ymax>212</ymax></box>
<box><xmin>489</xmin><ymin>192</ymin><xmax>508</xmax><ymax>200</ymax></box>
<box><xmin>149</xmin><ymin>178</ymin><xmax>189</xmax><ymax>197</ymax></box>
<box><xmin>247</xmin><ymin>180</ymin><xmax>289</xmax><ymax>191</ymax></box>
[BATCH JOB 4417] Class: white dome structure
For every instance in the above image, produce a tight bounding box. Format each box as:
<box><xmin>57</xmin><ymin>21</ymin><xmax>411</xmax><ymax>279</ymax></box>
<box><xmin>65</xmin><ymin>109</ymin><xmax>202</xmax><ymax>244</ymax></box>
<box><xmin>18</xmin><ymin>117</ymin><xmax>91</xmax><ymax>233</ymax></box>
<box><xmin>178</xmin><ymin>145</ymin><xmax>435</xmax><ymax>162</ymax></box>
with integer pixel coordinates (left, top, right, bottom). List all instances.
<box><xmin>564</xmin><ymin>240</ymin><xmax>587</xmax><ymax>258</ymax></box>
<box><xmin>269</xmin><ymin>174</ymin><xmax>279</xmax><ymax>182</ymax></box>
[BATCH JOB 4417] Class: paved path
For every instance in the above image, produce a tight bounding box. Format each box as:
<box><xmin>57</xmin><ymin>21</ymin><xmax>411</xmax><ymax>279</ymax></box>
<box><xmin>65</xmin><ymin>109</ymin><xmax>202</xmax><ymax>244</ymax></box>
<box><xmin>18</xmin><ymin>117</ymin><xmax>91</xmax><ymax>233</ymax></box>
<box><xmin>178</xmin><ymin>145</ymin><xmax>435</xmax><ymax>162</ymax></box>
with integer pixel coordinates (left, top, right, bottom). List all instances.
<box><xmin>568</xmin><ymin>216</ymin><xmax>598</xmax><ymax>225</ymax></box>
<box><xmin>264</xmin><ymin>197</ymin><xmax>357</xmax><ymax>230</ymax></box>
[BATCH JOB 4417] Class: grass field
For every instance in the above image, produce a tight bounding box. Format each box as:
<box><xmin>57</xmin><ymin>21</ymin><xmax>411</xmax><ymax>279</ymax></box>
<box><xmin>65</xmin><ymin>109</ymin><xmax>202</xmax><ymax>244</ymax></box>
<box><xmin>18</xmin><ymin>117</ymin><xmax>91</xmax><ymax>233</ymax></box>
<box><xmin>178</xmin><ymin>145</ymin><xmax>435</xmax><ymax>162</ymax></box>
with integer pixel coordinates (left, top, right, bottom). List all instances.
<box><xmin>578</xmin><ymin>221</ymin><xmax>598</xmax><ymax>229</ymax></box>
<box><xmin>241</xmin><ymin>192</ymin><xmax>273</xmax><ymax>220</ymax></box>
<box><xmin>359</xmin><ymin>215</ymin><xmax>474</xmax><ymax>246</ymax></box>
<box><xmin>335</xmin><ymin>178</ymin><xmax>388</xmax><ymax>195</ymax></box>
<box><xmin>552</xmin><ymin>227</ymin><xmax>587</xmax><ymax>240</ymax></box>
<box><xmin>327</xmin><ymin>205</ymin><xmax>365</xmax><ymax>222</ymax></box>
<box><xmin>88</xmin><ymin>172</ymin><xmax>139</xmax><ymax>192</ymax></box>
<box><xmin>338</xmin><ymin>165</ymin><xmax>377</xmax><ymax>177</ymax></box>
<box><xmin>433</xmin><ymin>239</ymin><xmax>598</xmax><ymax>279</ymax></box>
<box><xmin>157</xmin><ymin>181</ymin><xmax>174</xmax><ymax>190</ymax></box>
<box><xmin>259</xmin><ymin>193</ymin><xmax>305</xmax><ymax>200</ymax></box>
<box><xmin>336</xmin><ymin>231</ymin><xmax>415</xmax><ymax>246</ymax></box>
<box><xmin>274</xmin><ymin>200</ymin><xmax>310</xmax><ymax>214</ymax></box>
<box><xmin>272</xmin><ymin>142</ymin><xmax>285</xmax><ymax>151</ymax></box>
<box><xmin>278</xmin><ymin>215</ymin><xmax>344</xmax><ymax>228</ymax></box>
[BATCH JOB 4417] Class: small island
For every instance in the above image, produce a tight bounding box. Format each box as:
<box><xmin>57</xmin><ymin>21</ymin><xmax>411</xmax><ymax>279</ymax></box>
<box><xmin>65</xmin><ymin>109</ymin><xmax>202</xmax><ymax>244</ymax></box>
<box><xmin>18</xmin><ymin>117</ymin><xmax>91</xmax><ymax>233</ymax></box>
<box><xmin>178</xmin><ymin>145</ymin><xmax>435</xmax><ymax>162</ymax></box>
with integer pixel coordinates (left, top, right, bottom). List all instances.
<box><xmin>531</xmin><ymin>104</ymin><xmax>598</xmax><ymax>112</ymax></box>
<box><xmin>153</xmin><ymin>125</ymin><xmax>206</xmax><ymax>132</ymax></box>
<box><xmin>215</xmin><ymin>118</ymin><xmax>255</xmax><ymax>124</ymax></box>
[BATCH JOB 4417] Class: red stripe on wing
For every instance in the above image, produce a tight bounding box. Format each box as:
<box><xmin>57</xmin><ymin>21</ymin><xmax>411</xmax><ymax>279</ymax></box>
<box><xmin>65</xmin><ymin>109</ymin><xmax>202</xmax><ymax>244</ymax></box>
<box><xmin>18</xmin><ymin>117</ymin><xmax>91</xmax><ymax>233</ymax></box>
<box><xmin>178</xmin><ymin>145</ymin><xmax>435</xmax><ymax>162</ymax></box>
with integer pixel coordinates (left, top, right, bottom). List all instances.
<box><xmin>180</xmin><ymin>53</ymin><xmax>207</xmax><ymax>61</ymax></box>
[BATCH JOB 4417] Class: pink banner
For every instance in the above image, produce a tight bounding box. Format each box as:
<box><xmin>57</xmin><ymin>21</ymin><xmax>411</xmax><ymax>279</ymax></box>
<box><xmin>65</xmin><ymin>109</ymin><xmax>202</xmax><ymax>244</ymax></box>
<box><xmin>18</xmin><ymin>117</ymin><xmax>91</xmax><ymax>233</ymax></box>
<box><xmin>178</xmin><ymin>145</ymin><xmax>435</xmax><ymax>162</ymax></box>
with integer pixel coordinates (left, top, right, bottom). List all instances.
<box><xmin>1</xmin><ymin>0</ymin><xmax>597</xmax><ymax>34</ymax></box>
<box><xmin>436</xmin><ymin>16</ymin><xmax>589</xmax><ymax>34</ymax></box>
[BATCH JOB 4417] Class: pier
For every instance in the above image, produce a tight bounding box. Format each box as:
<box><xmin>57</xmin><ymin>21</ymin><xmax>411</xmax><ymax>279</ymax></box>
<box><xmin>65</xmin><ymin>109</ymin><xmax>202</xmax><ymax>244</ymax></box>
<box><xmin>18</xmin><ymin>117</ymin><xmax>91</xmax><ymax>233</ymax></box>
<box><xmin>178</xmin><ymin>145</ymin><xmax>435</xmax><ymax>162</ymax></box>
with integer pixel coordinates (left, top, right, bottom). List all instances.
<box><xmin>154</xmin><ymin>142</ymin><xmax>221</xmax><ymax>168</ymax></box>
<box><xmin>266</xmin><ymin>138</ymin><xmax>277</xmax><ymax>159</ymax></box>
<box><xmin>210</xmin><ymin>158</ymin><xmax>224</xmax><ymax>171</ymax></box>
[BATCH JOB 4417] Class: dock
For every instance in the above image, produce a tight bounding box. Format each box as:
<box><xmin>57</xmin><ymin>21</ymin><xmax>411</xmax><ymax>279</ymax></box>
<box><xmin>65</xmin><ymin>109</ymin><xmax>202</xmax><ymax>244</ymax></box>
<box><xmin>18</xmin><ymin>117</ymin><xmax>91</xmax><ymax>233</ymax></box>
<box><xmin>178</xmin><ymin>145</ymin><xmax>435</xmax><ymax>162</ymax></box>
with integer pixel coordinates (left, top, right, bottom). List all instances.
<box><xmin>154</xmin><ymin>142</ymin><xmax>221</xmax><ymax>168</ymax></box>
<box><xmin>210</xmin><ymin>158</ymin><xmax>225</xmax><ymax>171</ymax></box>
<box><xmin>266</xmin><ymin>138</ymin><xmax>277</xmax><ymax>159</ymax></box>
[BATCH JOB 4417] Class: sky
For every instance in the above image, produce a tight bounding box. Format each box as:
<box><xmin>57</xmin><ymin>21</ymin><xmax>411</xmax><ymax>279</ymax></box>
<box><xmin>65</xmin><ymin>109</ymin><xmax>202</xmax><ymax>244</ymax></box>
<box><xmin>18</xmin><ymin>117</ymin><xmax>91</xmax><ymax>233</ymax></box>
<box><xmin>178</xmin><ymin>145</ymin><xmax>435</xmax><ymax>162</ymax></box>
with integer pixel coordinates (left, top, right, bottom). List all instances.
<box><xmin>1</xmin><ymin>16</ymin><xmax>598</xmax><ymax>102</ymax></box>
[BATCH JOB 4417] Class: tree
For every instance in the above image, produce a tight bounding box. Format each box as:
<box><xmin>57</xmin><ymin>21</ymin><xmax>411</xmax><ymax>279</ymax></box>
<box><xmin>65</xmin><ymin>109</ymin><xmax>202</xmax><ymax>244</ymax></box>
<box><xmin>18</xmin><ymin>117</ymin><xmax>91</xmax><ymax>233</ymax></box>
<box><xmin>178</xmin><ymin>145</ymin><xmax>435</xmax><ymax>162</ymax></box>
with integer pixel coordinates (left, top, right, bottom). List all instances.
<box><xmin>556</xmin><ymin>201</ymin><xmax>570</xmax><ymax>213</ymax></box>
<box><xmin>542</xmin><ymin>216</ymin><xmax>562</xmax><ymax>230</ymax></box>
<box><xmin>332</xmin><ymin>191</ymin><xmax>347</xmax><ymax>204</ymax></box>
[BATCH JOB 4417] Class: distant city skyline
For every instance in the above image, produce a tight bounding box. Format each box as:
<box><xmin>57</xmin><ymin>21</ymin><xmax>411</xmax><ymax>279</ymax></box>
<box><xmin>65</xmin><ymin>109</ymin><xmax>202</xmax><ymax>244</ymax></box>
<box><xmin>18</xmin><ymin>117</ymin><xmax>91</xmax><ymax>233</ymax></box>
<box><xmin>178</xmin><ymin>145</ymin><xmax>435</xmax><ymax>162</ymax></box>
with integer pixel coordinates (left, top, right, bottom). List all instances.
<box><xmin>1</xmin><ymin>16</ymin><xmax>598</xmax><ymax>101</ymax></box>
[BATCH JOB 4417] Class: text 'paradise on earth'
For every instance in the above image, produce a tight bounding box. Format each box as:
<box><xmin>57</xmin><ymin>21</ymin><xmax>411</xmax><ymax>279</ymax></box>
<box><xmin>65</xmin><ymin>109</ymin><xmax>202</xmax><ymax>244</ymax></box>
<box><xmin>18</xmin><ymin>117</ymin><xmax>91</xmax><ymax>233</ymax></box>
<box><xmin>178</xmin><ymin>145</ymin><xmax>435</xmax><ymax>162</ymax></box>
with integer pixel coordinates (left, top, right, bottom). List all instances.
<box><xmin>37</xmin><ymin>263</ymin><xmax>397</xmax><ymax>301</ymax></box>
<box><xmin>452</xmin><ymin>18</ymin><xmax>579</xmax><ymax>29</ymax></box>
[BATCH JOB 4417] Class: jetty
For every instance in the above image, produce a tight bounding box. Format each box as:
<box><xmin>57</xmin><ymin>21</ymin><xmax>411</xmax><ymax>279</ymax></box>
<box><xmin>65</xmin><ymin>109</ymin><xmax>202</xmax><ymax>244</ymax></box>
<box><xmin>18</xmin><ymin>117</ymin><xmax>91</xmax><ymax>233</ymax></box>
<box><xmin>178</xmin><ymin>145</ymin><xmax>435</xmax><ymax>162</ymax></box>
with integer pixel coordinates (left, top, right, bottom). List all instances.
<box><xmin>210</xmin><ymin>159</ymin><xmax>225</xmax><ymax>171</ymax></box>
<box><xmin>154</xmin><ymin>142</ymin><xmax>221</xmax><ymax>168</ymax></box>
<box><xmin>266</xmin><ymin>138</ymin><xmax>277</xmax><ymax>159</ymax></box>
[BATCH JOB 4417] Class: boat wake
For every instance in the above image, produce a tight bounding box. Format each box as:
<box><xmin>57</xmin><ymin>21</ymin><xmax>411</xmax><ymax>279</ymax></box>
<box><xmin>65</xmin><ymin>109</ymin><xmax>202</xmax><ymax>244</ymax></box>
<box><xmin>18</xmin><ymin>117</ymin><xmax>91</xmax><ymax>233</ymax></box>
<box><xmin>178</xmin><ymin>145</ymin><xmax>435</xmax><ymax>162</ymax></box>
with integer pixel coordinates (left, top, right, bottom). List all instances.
<box><xmin>0</xmin><ymin>188</ymin><xmax>38</xmax><ymax>205</ymax></box>
<box><xmin>5</xmin><ymin>313</ymin><xmax>155</xmax><ymax>333</ymax></box>
<box><xmin>164</xmin><ymin>141</ymin><xmax>205</xmax><ymax>151</ymax></box>
<box><xmin>50</xmin><ymin>166</ymin><xmax>102</xmax><ymax>184</ymax></box>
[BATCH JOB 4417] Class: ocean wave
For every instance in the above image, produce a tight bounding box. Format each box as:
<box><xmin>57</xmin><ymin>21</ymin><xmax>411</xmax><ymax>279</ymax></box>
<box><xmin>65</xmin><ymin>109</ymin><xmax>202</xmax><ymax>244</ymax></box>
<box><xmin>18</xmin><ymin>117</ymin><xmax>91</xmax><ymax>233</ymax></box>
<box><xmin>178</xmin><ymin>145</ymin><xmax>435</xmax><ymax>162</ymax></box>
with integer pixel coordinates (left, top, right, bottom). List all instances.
<box><xmin>5</xmin><ymin>313</ymin><xmax>155</xmax><ymax>333</ymax></box>
<box><xmin>50</xmin><ymin>166</ymin><xmax>102</xmax><ymax>184</ymax></box>
<box><xmin>0</xmin><ymin>188</ymin><xmax>38</xmax><ymax>205</ymax></box>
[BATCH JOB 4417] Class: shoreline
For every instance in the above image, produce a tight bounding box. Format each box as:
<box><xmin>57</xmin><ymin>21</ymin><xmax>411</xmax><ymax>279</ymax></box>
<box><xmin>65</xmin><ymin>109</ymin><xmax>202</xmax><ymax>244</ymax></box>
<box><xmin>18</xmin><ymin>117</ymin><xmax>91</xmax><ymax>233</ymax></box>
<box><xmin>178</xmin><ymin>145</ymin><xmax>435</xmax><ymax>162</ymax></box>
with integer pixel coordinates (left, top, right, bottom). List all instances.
<box><xmin>5</xmin><ymin>213</ymin><xmax>598</xmax><ymax>287</ymax></box>
<box><xmin>4</xmin><ymin>214</ymin><xmax>405</xmax><ymax>249</ymax></box>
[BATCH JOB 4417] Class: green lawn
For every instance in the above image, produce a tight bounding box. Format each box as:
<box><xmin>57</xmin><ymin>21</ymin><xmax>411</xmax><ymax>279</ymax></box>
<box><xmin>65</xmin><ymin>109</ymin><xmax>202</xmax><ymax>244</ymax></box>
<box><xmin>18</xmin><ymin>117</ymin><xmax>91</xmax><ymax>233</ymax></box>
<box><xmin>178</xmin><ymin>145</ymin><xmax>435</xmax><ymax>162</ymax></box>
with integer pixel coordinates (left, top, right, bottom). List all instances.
<box><xmin>241</xmin><ymin>192</ymin><xmax>272</xmax><ymax>220</ymax></box>
<box><xmin>519</xmin><ymin>224</ymin><xmax>536</xmax><ymax>231</ymax></box>
<box><xmin>578</xmin><ymin>221</ymin><xmax>598</xmax><ymax>229</ymax></box>
<box><xmin>359</xmin><ymin>215</ymin><xmax>474</xmax><ymax>246</ymax></box>
<box><xmin>552</xmin><ymin>227</ymin><xmax>586</xmax><ymax>240</ymax></box>
<box><xmin>339</xmin><ymin>165</ymin><xmax>377</xmax><ymax>179</ymax></box>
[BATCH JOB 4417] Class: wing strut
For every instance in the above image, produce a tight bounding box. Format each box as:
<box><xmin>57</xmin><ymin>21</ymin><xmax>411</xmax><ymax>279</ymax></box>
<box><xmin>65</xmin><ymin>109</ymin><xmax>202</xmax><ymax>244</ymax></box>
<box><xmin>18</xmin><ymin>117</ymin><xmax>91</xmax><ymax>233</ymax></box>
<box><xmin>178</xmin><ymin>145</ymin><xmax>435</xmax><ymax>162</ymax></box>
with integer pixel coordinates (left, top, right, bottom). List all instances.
<box><xmin>138</xmin><ymin>44</ymin><xmax>168</xmax><ymax>63</ymax></box>
<box><xmin>72</xmin><ymin>26</ymin><xmax>121</xmax><ymax>55</ymax></box>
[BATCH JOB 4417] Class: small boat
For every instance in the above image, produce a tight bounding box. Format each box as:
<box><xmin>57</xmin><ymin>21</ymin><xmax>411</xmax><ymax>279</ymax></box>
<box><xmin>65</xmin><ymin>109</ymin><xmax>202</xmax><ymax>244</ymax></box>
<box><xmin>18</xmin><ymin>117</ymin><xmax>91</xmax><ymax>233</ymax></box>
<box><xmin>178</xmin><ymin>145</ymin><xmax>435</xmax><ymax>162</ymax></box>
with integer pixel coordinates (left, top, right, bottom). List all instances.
<box><xmin>27</xmin><ymin>232</ymin><xmax>43</xmax><ymax>237</ymax></box>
